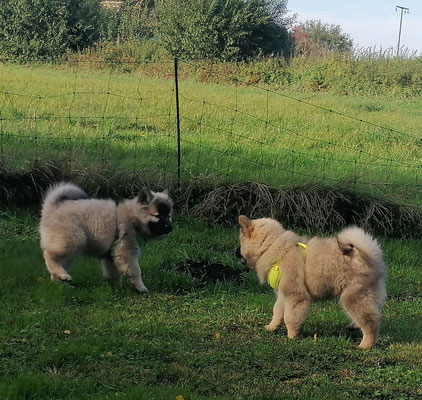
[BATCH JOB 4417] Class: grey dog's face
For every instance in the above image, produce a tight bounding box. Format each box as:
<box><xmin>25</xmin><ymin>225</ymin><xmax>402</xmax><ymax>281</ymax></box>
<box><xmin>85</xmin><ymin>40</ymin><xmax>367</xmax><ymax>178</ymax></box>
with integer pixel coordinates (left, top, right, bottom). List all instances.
<box><xmin>137</xmin><ymin>188</ymin><xmax>173</xmax><ymax>237</ymax></box>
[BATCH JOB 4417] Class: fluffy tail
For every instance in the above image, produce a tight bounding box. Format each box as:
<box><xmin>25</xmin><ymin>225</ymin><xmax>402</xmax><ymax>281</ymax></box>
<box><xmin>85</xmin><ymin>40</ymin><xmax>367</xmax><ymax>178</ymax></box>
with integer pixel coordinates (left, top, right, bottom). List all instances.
<box><xmin>337</xmin><ymin>226</ymin><xmax>385</xmax><ymax>269</ymax></box>
<box><xmin>41</xmin><ymin>182</ymin><xmax>88</xmax><ymax>214</ymax></box>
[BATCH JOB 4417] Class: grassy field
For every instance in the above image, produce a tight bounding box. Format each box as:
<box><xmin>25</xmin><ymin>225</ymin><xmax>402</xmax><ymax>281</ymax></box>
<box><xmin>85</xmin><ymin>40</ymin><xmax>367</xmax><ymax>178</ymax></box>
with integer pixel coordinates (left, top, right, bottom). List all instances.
<box><xmin>0</xmin><ymin>62</ymin><xmax>421</xmax><ymax>204</ymax></box>
<box><xmin>1</xmin><ymin>61</ymin><xmax>421</xmax><ymax>397</ymax></box>
<box><xmin>0</xmin><ymin>211</ymin><xmax>421</xmax><ymax>400</ymax></box>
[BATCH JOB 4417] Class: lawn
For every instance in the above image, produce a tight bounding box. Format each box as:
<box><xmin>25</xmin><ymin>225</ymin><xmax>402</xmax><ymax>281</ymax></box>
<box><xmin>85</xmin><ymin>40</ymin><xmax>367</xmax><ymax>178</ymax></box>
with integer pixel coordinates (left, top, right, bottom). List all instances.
<box><xmin>0</xmin><ymin>211</ymin><xmax>421</xmax><ymax>400</ymax></box>
<box><xmin>0</xmin><ymin>60</ymin><xmax>421</xmax><ymax>399</ymax></box>
<box><xmin>0</xmin><ymin>62</ymin><xmax>421</xmax><ymax>204</ymax></box>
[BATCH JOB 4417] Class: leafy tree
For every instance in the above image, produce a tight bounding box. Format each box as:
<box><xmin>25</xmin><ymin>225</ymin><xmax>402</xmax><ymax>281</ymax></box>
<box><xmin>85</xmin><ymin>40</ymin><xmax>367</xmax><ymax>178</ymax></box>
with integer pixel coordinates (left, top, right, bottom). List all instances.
<box><xmin>155</xmin><ymin>0</ymin><xmax>292</xmax><ymax>61</ymax></box>
<box><xmin>0</xmin><ymin>0</ymin><xmax>101</xmax><ymax>59</ymax></box>
<box><xmin>66</xmin><ymin>0</ymin><xmax>102</xmax><ymax>52</ymax></box>
<box><xmin>99</xmin><ymin>0</ymin><xmax>156</xmax><ymax>43</ymax></box>
<box><xmin>296</xmin><ymin>19</ymin><xmax>353</xmax><ymax>54</ymax></box>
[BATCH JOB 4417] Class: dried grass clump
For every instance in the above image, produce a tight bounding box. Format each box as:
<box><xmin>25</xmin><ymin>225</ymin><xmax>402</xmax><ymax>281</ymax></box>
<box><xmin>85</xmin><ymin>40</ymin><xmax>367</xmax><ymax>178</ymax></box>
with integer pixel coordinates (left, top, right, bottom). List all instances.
<box><xmin>0</xmin><ymin>162</ymin><xmax>420</xmax><ymax>238</ymax></box>
<box><xmin>188</xmin><ymin>182</ymin><xmax>422</xmax><ymax>238</ymax></box>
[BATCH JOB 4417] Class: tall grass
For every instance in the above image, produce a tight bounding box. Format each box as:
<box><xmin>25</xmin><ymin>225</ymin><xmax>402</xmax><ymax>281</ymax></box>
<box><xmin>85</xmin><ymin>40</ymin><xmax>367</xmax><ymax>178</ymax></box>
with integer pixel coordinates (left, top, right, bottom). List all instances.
<box><xmin>352</xmin><ymin>45</ymin><xmax>421</xmax><ymax>60</ymax></box>
<box><xmin>70</xmin><ymin>43</ymin><xmax>422</xmax><ymax>96</ymax></box>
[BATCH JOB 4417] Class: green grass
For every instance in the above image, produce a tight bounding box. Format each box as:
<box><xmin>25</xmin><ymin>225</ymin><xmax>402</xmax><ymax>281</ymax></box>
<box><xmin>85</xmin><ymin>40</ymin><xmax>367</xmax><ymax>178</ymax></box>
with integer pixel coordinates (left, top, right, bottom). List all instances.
<box><xmin>0</xmin><ymin>62</ymin><xmax>421</xmax><ymax>204</ymax></box>
<box><xmin>1</xmin><ymin>211</ymin><xmax>421</xmax><ymax>399</ymax></box>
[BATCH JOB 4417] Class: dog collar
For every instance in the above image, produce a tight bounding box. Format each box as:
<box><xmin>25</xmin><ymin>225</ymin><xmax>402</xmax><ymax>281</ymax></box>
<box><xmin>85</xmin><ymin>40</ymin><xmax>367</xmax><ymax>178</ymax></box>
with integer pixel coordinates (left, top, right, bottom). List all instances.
<box><xmin>267</xmin><ymin>242</ymin><xmax>308</xmax><ymax>290</ymax></box>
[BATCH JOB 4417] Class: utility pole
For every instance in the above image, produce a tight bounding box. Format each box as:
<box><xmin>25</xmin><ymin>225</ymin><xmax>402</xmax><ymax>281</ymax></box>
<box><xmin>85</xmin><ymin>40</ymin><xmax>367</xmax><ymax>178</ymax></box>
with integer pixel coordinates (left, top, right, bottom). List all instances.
<box><xmin>395</xmin><ymin>5</ymin><xmax>409</xmax><ymax>57</ymax></box>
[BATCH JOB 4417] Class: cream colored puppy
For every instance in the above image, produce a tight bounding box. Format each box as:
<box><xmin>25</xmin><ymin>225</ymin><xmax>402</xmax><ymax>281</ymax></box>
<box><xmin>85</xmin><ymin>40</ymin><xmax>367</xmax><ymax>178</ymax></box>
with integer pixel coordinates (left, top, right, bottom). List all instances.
<box><xmin>237</xmin><ymin>216</ymin><xmax>387</xmax><ymax>349</ymax></box>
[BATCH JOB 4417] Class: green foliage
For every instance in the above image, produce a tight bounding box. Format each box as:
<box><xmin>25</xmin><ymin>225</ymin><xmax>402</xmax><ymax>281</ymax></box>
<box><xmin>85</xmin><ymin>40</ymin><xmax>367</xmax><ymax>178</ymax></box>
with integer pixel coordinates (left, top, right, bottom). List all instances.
<box><xmin>297</xmin><ymin>19</ymin><xmax>353</xmax><ymax>54</ymax></box>
<box><xmin>99</xmin><ymin>0</ymin><xmax>155</xmax><ymax>43</ymax></box>
<box><xmin>155</xmin><ymin>0</ymin><xmax>292</xmax><ymax>61</ymax></box>
<box><xmin>0</xmin><ymin>0</ymin><xmax>67</xmax><ymax>59</ymax></box>
<box><xmin>66</xmin><ymin>0</ymin><xmax>102</xmax><ymax>52</ymax></box>
<box><xmin>229</xmin><ymin>54</ymin><xmax>422</xmax><ymax>97</ymax></box>
<box><xmin>0</xmin><ymin>0</ymin><xmax>101</xmax><ymax>59</ymax></box>
<box><xmin>95</xmin><ymin>39</ymin><xmax>169</xmax><ymax>64</ymax></box>
<box><xmin>99</xmin><ymin>6</ymin><xmax>120</xmax><ymax>43</ymax></box>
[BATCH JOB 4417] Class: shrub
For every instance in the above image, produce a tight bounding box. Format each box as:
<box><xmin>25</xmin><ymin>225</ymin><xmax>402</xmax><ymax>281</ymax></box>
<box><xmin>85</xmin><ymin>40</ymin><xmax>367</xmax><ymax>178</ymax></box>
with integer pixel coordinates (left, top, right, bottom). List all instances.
<box><xmin>0</xmin><ymin>0</ymin><xmax>101</xmax><ymax>59</ymax></box>
<box><xmin>99</xmin><ymin>0</ymin><xmax>155</xmax><ymax>44</ymax></box>
<box><xmin>295</xmin><ymin>19</ymin><xmax>353</xmax><ymax>55</ymax></box>
<box><xmin>155</xmin><ymin>0</ymin><xmax>292</xmax><ymax>61</ymax></box>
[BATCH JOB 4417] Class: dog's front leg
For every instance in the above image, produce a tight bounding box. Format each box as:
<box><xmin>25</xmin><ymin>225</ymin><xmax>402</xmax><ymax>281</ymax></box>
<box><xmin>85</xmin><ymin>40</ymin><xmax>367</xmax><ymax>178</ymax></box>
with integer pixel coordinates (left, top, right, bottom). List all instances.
<box><xmin>126</xmin><ymin>257</ymin><xmax>148</xmax><ymax>293</ymax></box>
<box><xmin>265</xmin><ymin>292</ymin><xmax>285</xmax><ymax>332</ymax></box>
<box><xmin>113</xmin><ymin>241</ymin><xmax>148</xmax><ymax>293</ymax></box>
<box><xmin>115</xmin><ymin>255</ymin><xmax>148</xmax><ymax>293</ymax></box>
<box><xmin>284</xmin><ymin>296</ymin><xmax>311</xmax><ymax>339</ymax></box>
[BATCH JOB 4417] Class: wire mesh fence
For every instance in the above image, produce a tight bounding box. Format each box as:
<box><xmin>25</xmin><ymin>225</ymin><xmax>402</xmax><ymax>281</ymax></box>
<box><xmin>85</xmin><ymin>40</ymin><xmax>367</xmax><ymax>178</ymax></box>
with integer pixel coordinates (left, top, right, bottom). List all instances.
<box><xmin>0</xmin><ymin>57</ymin><xmax>421</xmax><ymax>206</ymax></box>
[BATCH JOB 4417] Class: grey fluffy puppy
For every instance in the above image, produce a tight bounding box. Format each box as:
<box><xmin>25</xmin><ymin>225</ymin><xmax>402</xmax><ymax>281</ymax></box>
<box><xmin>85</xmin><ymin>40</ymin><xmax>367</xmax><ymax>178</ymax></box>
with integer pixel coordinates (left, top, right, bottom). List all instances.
<box><xmin>39</xmin><ymin>182</ymin><xmax>173</xmax><ymax>293</ymax></box>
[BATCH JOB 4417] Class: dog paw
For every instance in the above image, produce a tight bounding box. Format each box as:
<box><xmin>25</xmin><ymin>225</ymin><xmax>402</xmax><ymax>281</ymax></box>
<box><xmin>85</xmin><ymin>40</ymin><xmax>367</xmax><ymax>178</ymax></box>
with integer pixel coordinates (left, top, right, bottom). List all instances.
<box><xmin>358</xmin><ymin>339</ymin><xmax>374</xmax><ymax>350</ymax></box>
<box><xmin>57</xmin><ymin>273</ymin><xmax>72</xmax><ymax>282</ymax></box>
<box><xmin>287</xmin><ymin>330</ymin><xmax>299</xmax><ymax>340</ymax></box>
<box><xmin>265</xmin><ymin>324</ymin><xmax>278</xmax><ymax>332</ymax></box>
<box><xmin>135</xmin><ymin>285</ymin><xmax>148</xmax><ymax>294</ymax></box>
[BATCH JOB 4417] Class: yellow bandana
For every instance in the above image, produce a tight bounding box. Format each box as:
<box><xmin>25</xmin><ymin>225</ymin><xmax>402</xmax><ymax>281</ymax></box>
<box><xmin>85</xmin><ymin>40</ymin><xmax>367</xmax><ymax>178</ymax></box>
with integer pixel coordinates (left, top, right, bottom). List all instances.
<box><xmin>267</xmin><ymin>242</ymin><xmax>308</xmax><ymax>290</ymax></box>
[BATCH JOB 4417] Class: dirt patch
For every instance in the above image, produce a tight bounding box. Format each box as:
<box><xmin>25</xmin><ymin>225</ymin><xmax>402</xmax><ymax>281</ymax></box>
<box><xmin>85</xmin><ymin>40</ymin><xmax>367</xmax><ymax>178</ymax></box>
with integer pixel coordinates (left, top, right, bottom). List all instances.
<box><xmin>175</xmin><ymin>259</ymin><xmax>246</xmax><ymax>285</ymax></box>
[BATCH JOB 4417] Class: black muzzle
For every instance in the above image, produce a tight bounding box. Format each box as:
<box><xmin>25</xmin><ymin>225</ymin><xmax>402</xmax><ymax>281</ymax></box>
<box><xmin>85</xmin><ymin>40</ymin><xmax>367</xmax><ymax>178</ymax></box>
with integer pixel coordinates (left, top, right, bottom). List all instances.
<box><xmin>148</xmin><ymin>219</ymin><xmax>173</xmax><ymax>236</ymax></box>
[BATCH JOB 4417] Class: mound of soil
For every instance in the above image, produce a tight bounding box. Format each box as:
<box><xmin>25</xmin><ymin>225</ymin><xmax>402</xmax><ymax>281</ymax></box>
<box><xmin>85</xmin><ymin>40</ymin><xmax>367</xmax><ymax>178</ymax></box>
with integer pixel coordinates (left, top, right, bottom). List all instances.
<box><xmin>176</xmin><ymin>259</ymin><xmax>246</xmax><ymax>285</ymax></box>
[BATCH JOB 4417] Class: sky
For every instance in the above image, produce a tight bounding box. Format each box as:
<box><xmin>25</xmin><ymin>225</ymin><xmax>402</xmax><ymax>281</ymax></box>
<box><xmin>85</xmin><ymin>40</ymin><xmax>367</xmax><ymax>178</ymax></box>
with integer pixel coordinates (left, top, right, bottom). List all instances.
<box><xmin>287</xmin><ymin>0</ymin><xmax>422</xmax><ymax>54</ymax></box>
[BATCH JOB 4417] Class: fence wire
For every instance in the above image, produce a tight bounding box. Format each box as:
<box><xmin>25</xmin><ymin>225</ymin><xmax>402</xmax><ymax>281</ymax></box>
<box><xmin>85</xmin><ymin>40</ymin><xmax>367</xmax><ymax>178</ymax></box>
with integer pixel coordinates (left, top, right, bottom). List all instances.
<box><xmin>0</xmin><ymin>58</ymin><xmax>420</xmax><ymax>205</ymax></box>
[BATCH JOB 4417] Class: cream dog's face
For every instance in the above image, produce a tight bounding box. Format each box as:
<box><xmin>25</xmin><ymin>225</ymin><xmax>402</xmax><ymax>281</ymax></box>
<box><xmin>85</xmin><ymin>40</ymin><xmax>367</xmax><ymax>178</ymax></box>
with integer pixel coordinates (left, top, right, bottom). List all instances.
<box><xmin>237</xmin><ymin>215</ymin><xmax>256</xmax><ymax>269</ymax></box>
<box><xmin>237</xmin><ymin>215</ymin><xmax>286</xmax><ymax>270</ymax></box>
<box><xmin>238</xmin><ymin>215</ymin><xmax>275</xmax><ymax>270</ymax></box>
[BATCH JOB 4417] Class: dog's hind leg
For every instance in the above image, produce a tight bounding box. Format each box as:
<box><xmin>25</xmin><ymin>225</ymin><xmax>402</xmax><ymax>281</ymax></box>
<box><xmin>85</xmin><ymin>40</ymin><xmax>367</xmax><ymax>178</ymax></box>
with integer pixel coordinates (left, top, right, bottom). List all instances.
<box><xmin>340</xmin><ymin>287</ymin><xmax>383</xmax><ymax>349</ymax></box>
<box><xmin>283</xmin><ymin>296</ymin><xmax>311</xmax><ymax>340</ymax></box>
<box><xmin>346</xmin><ymin>321</ymin><xmax>361</xmax><ymax>330</ymax></box>
<box><xmin>43</xmin><ymin>250</ymin><xmax>73</xmax><ymax>282</ymax></box>
<box><xmin>265</xmin><ymin>291</ymin><xmax>285</xmax><ymax>332</ymax></box>
<box><xmin>102</xmin><ymin>257</ymin><xmax>122</xmax><ymax>286</ymax></box>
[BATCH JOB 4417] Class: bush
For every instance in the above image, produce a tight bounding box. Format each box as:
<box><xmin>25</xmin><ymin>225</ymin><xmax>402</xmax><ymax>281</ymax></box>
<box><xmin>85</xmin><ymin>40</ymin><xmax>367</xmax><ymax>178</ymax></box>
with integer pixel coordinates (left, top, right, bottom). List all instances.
<box><xmin>96</xmin><ymin>39</ymin><xmax>169</xmax><ymax>64</ymax></box>
<box><xmin>293</xmin><ymin>20</ymin><xmax>353</xmax><ymax>57</ymax></box>
<box><xmin>66</xmin><ymin>0</ymin><xmax>102</xmax><ymax>52</ymax></box>
<box><xmin>0</xmin><ymin>0</ymin><xmax>101</xmax><ymax>59</ymax></box>
<box><xmin>155</xmin><ymin>0</ymin><xmax>292</xmax><ymax>61</ymax></box>
<box><xmin>99</xmin><ymin>0</ymin><xmax>155</xmax><ymax>44</ymax></box>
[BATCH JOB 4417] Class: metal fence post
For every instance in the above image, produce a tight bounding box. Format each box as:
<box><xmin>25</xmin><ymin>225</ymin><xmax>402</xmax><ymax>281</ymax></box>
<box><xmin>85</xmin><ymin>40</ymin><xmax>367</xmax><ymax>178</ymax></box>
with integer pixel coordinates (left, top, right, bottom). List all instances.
<box><xmin>174</xmin><ymin>58</ymin><xmax>181</xmax><ymax>190</ymax></box>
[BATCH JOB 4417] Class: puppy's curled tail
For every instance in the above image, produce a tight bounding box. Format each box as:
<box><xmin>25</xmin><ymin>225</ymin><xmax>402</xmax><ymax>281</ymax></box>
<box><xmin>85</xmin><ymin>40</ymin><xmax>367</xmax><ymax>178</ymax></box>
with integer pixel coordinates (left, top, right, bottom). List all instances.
<box><xmin>337</xmin><ymin>226</ymin><xmax>385</xmax><ymax>269</ymax></box>
<box><xmin>41</xmin><ymin>182</ymin><xmax>88</xmax><ymax>214</ymax></box>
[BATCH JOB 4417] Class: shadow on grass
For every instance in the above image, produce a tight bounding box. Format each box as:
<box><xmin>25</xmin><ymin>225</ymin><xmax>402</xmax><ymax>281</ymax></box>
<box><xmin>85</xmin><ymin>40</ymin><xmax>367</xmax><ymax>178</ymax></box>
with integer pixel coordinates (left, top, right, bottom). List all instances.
<box><xmin>381</xmin><ymin>306</ymin><xmax>422</xmax><ymax>345</ymax></box>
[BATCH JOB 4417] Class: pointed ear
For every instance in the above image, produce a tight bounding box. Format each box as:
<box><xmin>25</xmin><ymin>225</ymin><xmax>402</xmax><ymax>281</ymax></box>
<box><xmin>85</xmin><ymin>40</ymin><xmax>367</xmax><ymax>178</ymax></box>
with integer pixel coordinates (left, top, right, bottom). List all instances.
<box><xmin>238</xmin><ymin>215</ymin><xmax>253</xmax><ymax>237</ymax></box>
<box><xmin>138</xmin><ymin>187</ymin><xmax>153</xmax><ymax>204</ymax></box>
<box><xmin>162</xmin><ymin>189</ymin><xmax>169</xmax><ymax>196</ymax></box>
